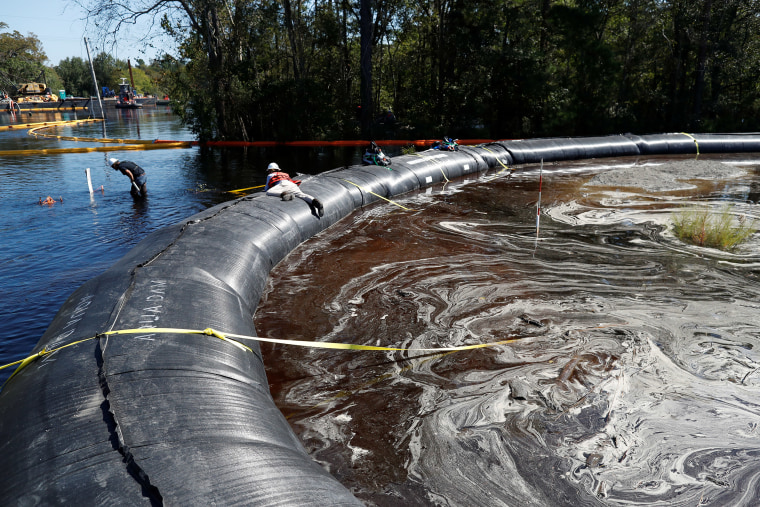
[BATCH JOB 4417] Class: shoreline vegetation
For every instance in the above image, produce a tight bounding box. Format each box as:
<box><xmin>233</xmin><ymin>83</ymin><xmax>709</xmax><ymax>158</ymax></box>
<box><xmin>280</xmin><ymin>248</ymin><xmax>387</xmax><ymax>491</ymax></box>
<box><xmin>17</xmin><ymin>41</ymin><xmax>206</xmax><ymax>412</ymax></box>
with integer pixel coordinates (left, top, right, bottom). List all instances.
<box><xmin>5</xmin><ymin>1</ymin><xmax>760</xmax><ymax>142</ymax></box>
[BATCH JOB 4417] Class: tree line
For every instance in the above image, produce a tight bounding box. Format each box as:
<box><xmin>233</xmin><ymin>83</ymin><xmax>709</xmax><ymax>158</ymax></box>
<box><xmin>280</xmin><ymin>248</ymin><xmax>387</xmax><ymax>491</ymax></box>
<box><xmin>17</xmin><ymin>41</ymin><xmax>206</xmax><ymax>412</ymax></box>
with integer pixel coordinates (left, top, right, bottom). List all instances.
<box><xmin>8</xmin><ymin>0</ymin><xmax>760</xmax><ymax>142</ymax></box>
<box><xmin>56</xmin><ymin>54</ymin><xmax>169</xmax><ymax>98</ymax></box>
<box><xmin>0</xmin><ymin>22</ymin><xmax>168</xmax><ymax>99</ymax></box>
<box><xmin>155</xmin><ymin>0</ymin><xmax>760</xmax><ymax>141</ymax></box>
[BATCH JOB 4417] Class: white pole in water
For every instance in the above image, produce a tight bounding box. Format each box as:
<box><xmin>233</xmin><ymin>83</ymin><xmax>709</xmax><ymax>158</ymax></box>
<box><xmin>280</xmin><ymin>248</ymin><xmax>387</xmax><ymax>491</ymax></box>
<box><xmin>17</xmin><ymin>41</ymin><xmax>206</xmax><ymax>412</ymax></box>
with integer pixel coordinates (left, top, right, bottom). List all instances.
<box><xmin>536</xmin><ymin>159</ymin><xmax>543</xmax><ymax>235</ymax></box>
<box><xmin>85</xmin><ymin>168</ymin><xmax>94</xmax><ymax>194</ymax></box>
<box><xmin>533</xmin><ymin>159</ymin><xmax>543</xmax><ymax>255</ymax></box>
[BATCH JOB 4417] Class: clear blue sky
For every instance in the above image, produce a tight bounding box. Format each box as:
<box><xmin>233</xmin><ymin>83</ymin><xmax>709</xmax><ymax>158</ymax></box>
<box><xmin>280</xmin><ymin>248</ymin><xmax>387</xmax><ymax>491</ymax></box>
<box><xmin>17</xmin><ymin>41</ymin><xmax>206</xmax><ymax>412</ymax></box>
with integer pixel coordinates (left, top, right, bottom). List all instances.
<box><xmin>3</xmin><ymin>1</ymin><xmax>164</xmax><ymax>66</ymax></box>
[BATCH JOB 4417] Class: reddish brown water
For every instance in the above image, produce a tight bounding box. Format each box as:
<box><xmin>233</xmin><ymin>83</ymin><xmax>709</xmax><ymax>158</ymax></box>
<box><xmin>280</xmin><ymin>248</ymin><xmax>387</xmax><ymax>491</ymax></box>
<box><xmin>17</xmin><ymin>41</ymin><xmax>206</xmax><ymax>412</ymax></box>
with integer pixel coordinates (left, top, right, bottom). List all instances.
<box><xmin>256</xmin><ymin>155</ymin><xmax>760</xmax><ymax>506</ymax></box>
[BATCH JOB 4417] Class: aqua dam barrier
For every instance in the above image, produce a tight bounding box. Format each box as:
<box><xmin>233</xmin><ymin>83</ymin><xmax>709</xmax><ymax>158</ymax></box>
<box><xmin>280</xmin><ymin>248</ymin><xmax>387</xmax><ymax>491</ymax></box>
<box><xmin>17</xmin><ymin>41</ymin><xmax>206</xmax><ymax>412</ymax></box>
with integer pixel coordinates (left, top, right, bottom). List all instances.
<box><xmin>1</xmin><ymin>132</ymin><xmax>759</xmax><ymax>504</ymax></box>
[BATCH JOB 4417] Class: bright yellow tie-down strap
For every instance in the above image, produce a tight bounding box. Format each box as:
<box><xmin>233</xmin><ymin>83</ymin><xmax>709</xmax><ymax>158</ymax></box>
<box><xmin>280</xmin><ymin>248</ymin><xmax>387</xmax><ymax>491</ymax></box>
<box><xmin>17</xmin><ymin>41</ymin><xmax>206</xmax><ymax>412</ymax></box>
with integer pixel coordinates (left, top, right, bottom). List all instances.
<box><xmin>681</xmin><ymin>132</ymin><xmax>700</xmax><ymax>156</ymax></box>
<box><xmin>1</xmin><ymin>327</ymin><xmax>518</xmax><ymax>382</ymax></box>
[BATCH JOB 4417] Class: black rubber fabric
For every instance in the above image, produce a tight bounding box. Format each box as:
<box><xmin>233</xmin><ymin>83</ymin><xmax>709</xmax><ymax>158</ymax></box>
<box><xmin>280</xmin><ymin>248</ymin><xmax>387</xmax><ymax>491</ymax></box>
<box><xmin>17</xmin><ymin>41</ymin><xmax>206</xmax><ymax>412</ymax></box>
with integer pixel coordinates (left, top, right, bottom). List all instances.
<box><xmin>392</xmin><ymin>149</ymin><xmax>486</xmax><ymax>183</ymax></box>
<box><xmin>691</xmin><ymin>133</ymin><xmax>760</xmax><ymax>154</ymax></box>
<box><xmin>3</xmin><ymin>133</ymin><xmax>760</xmax><ymax>504</ymax></box>
<box><xmin>624</xmin><ymin>133</ymin><xmax>699</xmax><ymax>155</ymax></box>
<box><xmin>495</xmin><ymin>135</ymin><xmax>641</xmax><ymax>164</ymax></box>
<box><xmin>470</xmin><ymin>142</ymin><xmax>513</xmax><ymax>169</ymax></box>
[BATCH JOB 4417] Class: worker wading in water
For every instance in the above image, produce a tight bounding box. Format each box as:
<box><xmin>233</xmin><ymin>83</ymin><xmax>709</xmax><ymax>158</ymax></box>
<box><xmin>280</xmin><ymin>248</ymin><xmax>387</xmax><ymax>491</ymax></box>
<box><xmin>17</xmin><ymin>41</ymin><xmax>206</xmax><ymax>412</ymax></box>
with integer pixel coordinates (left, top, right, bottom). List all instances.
<box><xmin>110</xmin><ymin>158</ymin><xmax>147</xmax><ymax>199</ymax></box>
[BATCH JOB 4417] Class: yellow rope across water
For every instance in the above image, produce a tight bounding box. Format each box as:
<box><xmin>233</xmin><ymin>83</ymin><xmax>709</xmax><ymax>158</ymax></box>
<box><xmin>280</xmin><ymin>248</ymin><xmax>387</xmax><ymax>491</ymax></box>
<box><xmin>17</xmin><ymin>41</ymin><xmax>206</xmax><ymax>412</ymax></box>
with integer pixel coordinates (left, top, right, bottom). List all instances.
<box><xmin>0</xmin><ymin>327</ymin><xmax>521</xmax><ymax>385</ymax></box>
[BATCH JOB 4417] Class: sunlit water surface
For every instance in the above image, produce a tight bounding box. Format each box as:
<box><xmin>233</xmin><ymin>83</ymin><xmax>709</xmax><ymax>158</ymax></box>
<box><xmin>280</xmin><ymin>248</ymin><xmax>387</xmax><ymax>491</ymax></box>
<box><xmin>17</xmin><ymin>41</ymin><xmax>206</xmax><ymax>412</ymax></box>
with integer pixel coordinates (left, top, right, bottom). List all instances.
<box><xmin>0</xmin><ymin>107</ymin><xmax>363</xmax><ymax>384</ymax></box>
<box><xmin>4</xmin><ymin>109</ymin><xmax>760</xmax><ymax>505</ymax></box>
<box><xmin>256</xmin><ymin>156</ymin><xmax>760</xmax><ymax>506</ymax></box>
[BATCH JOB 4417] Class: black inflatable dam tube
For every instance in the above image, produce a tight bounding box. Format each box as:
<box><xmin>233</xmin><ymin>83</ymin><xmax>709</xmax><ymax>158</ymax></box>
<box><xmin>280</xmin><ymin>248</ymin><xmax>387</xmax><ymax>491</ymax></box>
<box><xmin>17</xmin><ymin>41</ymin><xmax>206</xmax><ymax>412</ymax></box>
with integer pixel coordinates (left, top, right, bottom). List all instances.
<box><xmin>2</xmin><ymin>133</ymin><xmax>760</xmax><ymax>504</ymax></box>
<box><xmin>495</xmin><ymin>135</ymin><xmax>641</xmax><ymax>164</ymax></box>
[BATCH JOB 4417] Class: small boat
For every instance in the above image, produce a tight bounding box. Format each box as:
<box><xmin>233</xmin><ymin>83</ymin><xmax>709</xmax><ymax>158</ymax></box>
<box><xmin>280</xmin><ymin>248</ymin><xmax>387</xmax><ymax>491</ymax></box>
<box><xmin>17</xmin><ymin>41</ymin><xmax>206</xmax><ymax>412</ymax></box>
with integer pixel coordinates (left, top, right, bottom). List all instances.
<box><xmin>115</xmin><ymin>77</ymin><xmax>143</xmax><ymax>109</ymax></box>
<box><xmin>115</xmin><ymin>99</ymin><xmax>143</xmax><ymax>109</ymax></box>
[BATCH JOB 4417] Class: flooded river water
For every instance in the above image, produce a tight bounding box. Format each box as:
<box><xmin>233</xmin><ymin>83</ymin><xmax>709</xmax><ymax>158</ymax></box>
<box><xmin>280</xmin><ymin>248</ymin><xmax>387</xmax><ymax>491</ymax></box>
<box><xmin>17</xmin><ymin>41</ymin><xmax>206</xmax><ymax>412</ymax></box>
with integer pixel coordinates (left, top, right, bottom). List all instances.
<box><xmin>256</xmin><ymin>155</ymin><xmax>760</xmax><ymax>506</ymax></box>
<box><xmin>0</xmin><ymin>108</ymin><xmax>360</xmax><ymax>384</ymax></box>
<box><xmin>3</xmin><ymin>108</ymin><xmax>760</xmax><ymax>505</ymax></box>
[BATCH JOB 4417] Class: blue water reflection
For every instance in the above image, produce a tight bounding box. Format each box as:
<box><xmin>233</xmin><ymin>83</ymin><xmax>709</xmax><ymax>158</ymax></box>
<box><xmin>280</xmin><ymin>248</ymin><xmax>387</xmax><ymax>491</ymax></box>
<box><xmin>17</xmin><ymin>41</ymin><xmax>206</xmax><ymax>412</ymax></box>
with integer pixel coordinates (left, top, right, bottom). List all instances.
<box><xmin>0</xmin><ymin>107</ymin><xmax>366</xmax><ymax>382</ymax></box>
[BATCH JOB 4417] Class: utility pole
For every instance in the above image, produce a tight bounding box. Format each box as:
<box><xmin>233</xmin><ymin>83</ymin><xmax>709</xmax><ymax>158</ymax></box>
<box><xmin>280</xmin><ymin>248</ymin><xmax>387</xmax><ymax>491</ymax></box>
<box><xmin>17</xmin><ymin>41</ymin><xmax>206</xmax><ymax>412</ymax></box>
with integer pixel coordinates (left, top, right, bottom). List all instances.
<box><xmin>84</xmin><ymin>37</ymin><xmax>104</xmax><ymax>119</ymax></box>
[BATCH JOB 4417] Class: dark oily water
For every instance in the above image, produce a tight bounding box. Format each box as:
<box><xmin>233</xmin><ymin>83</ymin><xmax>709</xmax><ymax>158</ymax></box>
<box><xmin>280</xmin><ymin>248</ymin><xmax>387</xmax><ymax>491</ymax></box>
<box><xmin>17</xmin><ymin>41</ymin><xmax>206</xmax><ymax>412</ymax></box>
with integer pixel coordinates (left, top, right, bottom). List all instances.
<box><xmin>256</xmin><ymin>155</ymin><xmax>760</xmax><ymax>506</ymax></box>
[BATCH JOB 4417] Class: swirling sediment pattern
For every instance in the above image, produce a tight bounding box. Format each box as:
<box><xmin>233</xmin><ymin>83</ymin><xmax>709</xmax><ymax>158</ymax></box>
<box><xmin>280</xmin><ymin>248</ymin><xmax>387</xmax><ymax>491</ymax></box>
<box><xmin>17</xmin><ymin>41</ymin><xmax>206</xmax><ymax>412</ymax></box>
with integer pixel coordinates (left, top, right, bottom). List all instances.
<box><xmin>258</xmin><ymin>156</ymin><xmax>760</xmax><ymax>506</ymax></box>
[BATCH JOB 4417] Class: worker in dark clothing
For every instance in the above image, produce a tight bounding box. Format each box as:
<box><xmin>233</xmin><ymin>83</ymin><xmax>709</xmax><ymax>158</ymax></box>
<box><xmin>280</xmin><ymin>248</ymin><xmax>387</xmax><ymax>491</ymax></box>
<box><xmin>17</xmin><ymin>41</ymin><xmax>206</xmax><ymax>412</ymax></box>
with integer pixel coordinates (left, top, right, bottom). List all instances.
<box><xmin>110</xmin><ymin>158</ymin><xmax>147</xmax><ymax>198</ymax></box>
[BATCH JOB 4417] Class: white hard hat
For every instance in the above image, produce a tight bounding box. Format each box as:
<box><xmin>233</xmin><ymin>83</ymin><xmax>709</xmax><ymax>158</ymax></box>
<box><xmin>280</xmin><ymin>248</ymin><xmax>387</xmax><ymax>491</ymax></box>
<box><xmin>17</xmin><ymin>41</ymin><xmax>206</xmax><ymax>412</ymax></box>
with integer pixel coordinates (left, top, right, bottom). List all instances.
<box><xmin>267</xmin><ymin>162</ymin><xmax>280</xmax><ymax>172</ymax></box>
<box><xmin>109</xmin><ymin>158</ymin><xmax>119</xmax><ymax>167</ymax></box>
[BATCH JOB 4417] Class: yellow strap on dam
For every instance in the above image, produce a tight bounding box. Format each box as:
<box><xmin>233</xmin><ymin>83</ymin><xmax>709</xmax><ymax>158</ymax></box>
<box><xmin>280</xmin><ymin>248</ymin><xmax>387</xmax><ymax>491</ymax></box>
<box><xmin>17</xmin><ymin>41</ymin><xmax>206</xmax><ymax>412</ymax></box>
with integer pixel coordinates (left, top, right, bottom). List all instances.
<box><xmin>0</xmin><ymin>335</ymin><xmax>106</xmax><ymax>382</ymax></box>
<box><xmin>0</xmin><ymin>327</ymin><xmax>519</xmax><ymax>383</ymax></box>
<box><xmin>340</xmin><ymin>179</ymin><xmax>419</xmax><ymax>211</ymax></box>
<box><xmin>480</xmin><ymin>146</ymin><xmax>513</xmax><ymax>174</ymax></box>
<box><xmin>412</xmin><ymin>153</ymin><xmax>450</xmax><ymax>182</ymax></box>
<box><xmin>681</xmin><ymin>132</ymin><xmax>700</xmax><ymax>156</ymax></box>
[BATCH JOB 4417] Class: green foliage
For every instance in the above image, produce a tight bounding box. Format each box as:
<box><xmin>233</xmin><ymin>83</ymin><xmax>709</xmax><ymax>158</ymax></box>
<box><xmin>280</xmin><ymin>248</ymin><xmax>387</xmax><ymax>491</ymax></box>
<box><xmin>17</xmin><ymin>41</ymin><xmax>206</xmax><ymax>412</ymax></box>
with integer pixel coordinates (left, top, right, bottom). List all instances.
<box><xmin>401</xmin><ymin>144</ymin><xmax>417</xmax><ymax>155</ymax></box>
<box><xmin>42</xmin><ymin>67</ymin><xmax>64</xmax><ymax>96</ymax></box>
<box><xmin>0</xmin><ymin>21</ymin><xmax>167</xmax><ymax>100</ymax></box>
<box><xmin>55</xmin><ymin>57</ymin><xmax>91</xmax><ymax>96</ymax></box>
<box><xmin>93</xmin><ymin>52</ymin><xmax>122</xmax><ymax>91</ymax></box>
<box><xmin>111</xmin><ymin>64</ymin><xmax>153</xmax><ymax>96</ymax></box>
<box><xmin>68</xmin><ymin>0</ymin><xmax>760</xmax><ymax>140</ymax></box>
<box><xmin>0</xmin><ymin>22</ymin><xmax>48</xmax><ymax>88</ymax></box>
<box><xmin>672</xmin><ymin>204</ymin><xmax>757</xmax><ymax>251</ymax></box>
<box><xmin>135</xmin><ymin>60</ymin><xmax>166</xmax><ymax>96</ymax></box>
